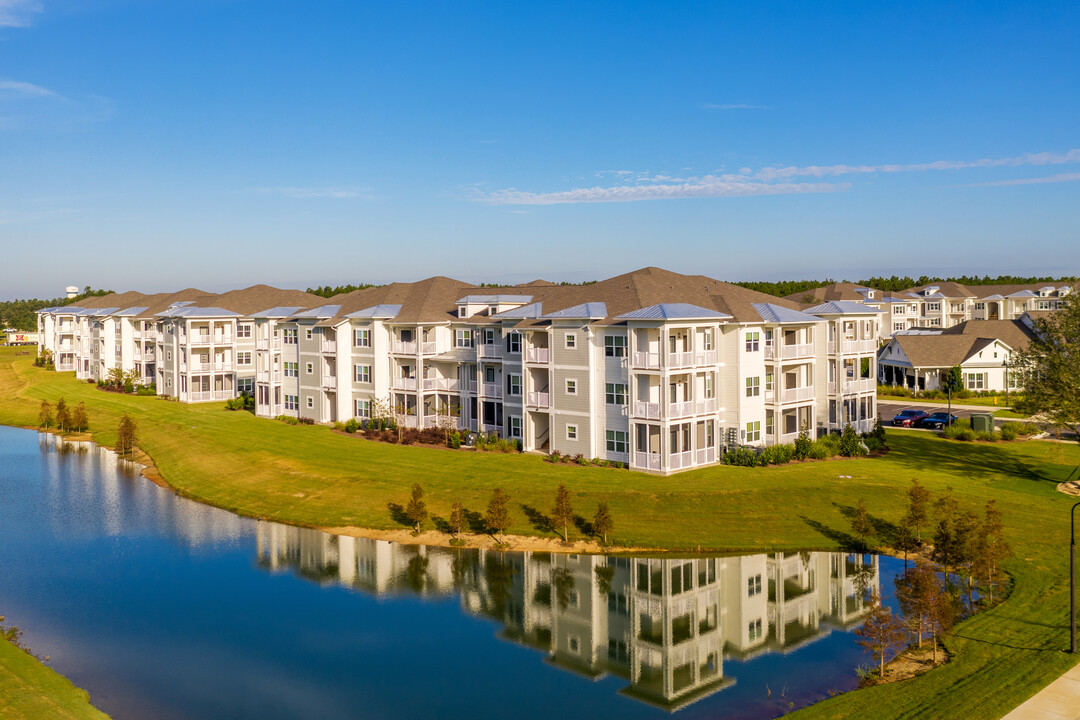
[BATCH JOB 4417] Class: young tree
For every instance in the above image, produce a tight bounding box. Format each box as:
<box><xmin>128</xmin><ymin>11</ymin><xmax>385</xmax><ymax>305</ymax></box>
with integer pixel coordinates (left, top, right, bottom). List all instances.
<box><xmin>1010</xmin><ymin>291</ymin><xmax>1080</xmax><ymax>439</ymax></box>
<box><xmin>116</xmin><ymin>414</ymin><xmax>138</xmax><ymax>456</ymax></box>
<box><xmin>404</xmin><ymin>483</ymin><xmax>428</xmax><ymax>533</ymax></box>
<box><xmin>71</xmin><ymin>402</ymin><xmax>88</xmax><ymax>433</ymax></box>
<box><xmin>593</xmin><ymin>501</ymin><xmax>614</xmax><ymax>545</ymax></box>
<box><xmin>38</xmin><ymin>400</ymin><xmax>53</xmax><ymax>429</ymax></box>
<box><xmin>552</xmin><ymin>484</ymin><xmax>573</xmax><ymax>542</ymax></box>
<box><xmin>971</xmin><ymin>499</ymin><xmax>1011</xmax><ymax>605</ymax></box>
<box><xmin>894</xmin><ymin>561</ymin><xmax>941</xmax><ymax>649</ymax></box>
<box><xmin>54</xmin><ymin>397</ymin><xmax>69</xmax><ymax>433</ymax></box>
<box><xmin>485</xmin><ymin>488</ymin><xmax>512</xmax><ymax>542</ymax></box>
<box><xmin>854</xmin><ymin>589</ymin><xmax>908</xmax><ymax>678</ymax></box>
<box><xmin>448</xmin><ymin>501</ymin><xmax>465</xmax><ymax>538</ymax></box>
<box><xmin>850</xmin><ymin>499</ymin><xmax>874</xmax><ymax>549</ymax></box>
<box><xmin>941</xmin><ymin>365</ymin><xmax>963</xmax><ymax>424</ymax></box>
<box><xmin>840</xmin><ymin>423</ymin><xmax>862</xmax><ymax>457</ymax></box>
<box><xmin>903</xmin><ymin>479</ymin><xmax>931</xmax><ymax>544</ymax></box>
<box><xmin>106</xmin><ymin>366</ymin><xmax>125</xmax><ymax>388</ymax></box>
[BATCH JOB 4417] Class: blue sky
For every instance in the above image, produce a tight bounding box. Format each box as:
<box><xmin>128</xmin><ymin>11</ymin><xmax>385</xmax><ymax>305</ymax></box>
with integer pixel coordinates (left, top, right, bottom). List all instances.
<box><xmin>1</xmin><ymin>0</ymin><xmax>1078</xmax><ymax>299</ymax></box>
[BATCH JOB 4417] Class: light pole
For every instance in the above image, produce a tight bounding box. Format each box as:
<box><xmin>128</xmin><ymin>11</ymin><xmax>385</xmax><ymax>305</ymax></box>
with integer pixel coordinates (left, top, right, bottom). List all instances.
<box><xmin>1073</xmin><ymin>501</ymin><xmax>1080</xmax><ymax>654</ymax></box>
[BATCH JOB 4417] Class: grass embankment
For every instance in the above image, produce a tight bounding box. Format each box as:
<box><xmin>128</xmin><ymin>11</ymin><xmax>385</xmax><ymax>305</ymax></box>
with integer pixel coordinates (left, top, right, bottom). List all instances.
<box><xmin>0</xmin><ymin>636</ymin><xmax>110</xmax><ymax>720</ymax></box>
<box><xmin>1</xmin><ymin>346</ymin><xmax>1079</xmax><ymax>719</ymax></box>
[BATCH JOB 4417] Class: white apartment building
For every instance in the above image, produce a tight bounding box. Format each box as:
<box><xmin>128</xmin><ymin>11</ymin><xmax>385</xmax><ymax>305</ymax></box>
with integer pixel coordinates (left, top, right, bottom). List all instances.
<box><xmin>37</xmin><ymin>268</ymin><xmax>882</xmax><ymax>475</ymax></box>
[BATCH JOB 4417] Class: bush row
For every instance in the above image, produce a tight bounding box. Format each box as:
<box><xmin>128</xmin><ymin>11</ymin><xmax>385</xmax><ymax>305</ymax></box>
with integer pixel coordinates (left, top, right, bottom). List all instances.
<box><xmin>878</xmin><ymin>385</ymin><xmax>1021</xmax><ymax>402</ymax></box>
<box><xmin>547</xmin><ymin>451</ymin><xmax>627</xmax><ymax>469</ymax></box>
<box><xmin>941</xmin><ymin>419</ymin><xmax>1040</xmax><ymax>442</ymax></box>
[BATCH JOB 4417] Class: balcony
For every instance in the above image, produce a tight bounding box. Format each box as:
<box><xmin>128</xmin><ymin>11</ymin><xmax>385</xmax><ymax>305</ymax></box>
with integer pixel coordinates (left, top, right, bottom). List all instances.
<box><xmin>392</xmin><ymin>377</ymin><xmax>418</xmax><ymax>391</ymax></box>
<box><xmin>214</xmin><ymin>361</ymin><xmax>234</xmax><ymax>372</ymax></box>
<box><xmin>477</xmin><ymin>344</ymin><xmax>503</xmax><ymax>360</ymax></box>
<box><xmin>526</xmin><ymin>391</ymin><xmax>550</xmax><ymax>409</ymax></box>
<box><xmin>421</xmin><ymin>341</ymin><xmax>437</xmax><ymax>355</ymax></box>
<box><xmin>632</xmin><ymin>401</ymin><xmax>662</xmax><ymax>420</ymax></box>
<box><xmin>189</xmin><ymin>334</ymin><xmax>212</xmax><ymax>346</ymax></box>
<box><xmin>321</xmin><ymin>340</ymin><xmax>337</xmax><ymax>354</ymax></box>
<box><xmin>188</xmin><ymin>389</ymin><xmax>233</xmax><ymax>402</ymax></box>
<box><xmin>421</xmin><ymin>377</ymin><xmax>460</xmax><ymax>392</ymax></box>
<box><xmin>841</xmin><ymin>378</ymin><xmax>876</xmax><ymax>394</ymax></box>
<box><xmin>256</xmin><ymin>337</ymin><xmax>282</xmax><ymax>351</ymax></box>
<box><xmin>667</xmin><ymin>350</ymin><xmax>719</xmax><ymax>369</ymax></box>
<box><xmin>632</xmin><ymin>351</ymin><xmax>661</xmax><ymax>370</ymax></box>
<box><xmin>189</xmin><ymin>360</ymin><xmax>212</xmax><ymax>372</ymax></box>
<box><xmin>56</xmin><ymin>363</ymin><xmax>76</xmax><ymax>372</ymax></box>
<box><xmin>776</xmin><ymin>386</ymin><xmax>815</xmax><ymax>404</ymax></box>
<box><xmin>695</xmin><ymin>447</ymin><xmax>717</xmax><ymax>465</ymax></box>
<box><xmin>765</xmin><ymin>344</ymin><xmax>814</xmax><ymax>361</ymax></box>
<box><xmin>839</xmin><ymin>339</ymin><xmax>876</xmax><ymax>355</ymax></box>
<box><xmin>525</xmin><ymin>347</ymin><xmax>550</xmax><ymax>364</ymax></box>
<box><xmin>391</xmin><ymin>341</ymin><xmax>416</xmax><ymax>355</ymax></box>
<box><xmin>322</xmin><ymin>376</ymin><xmax>337</xmax><ymax>391</ymax></box>
<box><xmin>467</xmin><ymin>379</ymin><xmax>478</xmax><ymax>394</ymax></box>
<box><xmin>633</xmin><ymin>452</ymin><xmax>662</xmax><ymax>471</ymax></box>
<box><xmin>668</xmin><ymin>398</ymin><xmax>719</xmax><ymax>419</ymax></box>
<box><xmin>482</xmin><ymin>382</ymin><xmax>502</xmax><ymax>398</ymax></box>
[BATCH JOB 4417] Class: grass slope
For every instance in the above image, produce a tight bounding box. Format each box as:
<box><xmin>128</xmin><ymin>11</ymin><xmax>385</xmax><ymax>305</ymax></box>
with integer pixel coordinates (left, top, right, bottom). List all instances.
<box><xmin>0</xmin><ymin>637</ymin><xmax>110</xmax><ymax>720</ymax></box>
<box><xmin>1</xmin><ymin>346</ymin><xmax>1078</xmax><ymax>719</ymax></box>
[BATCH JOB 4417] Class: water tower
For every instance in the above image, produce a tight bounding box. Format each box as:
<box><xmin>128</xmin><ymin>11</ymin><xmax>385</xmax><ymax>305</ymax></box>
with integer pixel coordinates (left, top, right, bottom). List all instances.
<box><xmin>65</xmin><ymin>286</ymin><xmax>79</xmax><ymax>299</ymax></box>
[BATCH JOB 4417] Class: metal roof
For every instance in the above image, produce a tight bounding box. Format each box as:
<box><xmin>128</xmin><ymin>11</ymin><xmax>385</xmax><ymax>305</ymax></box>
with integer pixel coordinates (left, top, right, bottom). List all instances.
<box><xmin>804</xmin><ymin>300</ymin><xmax>883</xmax><ymax>315</ymax></box>
<box><xmin>751</xmin><ymin>303</ymin><xmax>824</xmax><ymax>324</ymax></box>
<box><xmin>249</xmin><ymin>306</ymin><xmax>308</xmax><ymax>318</ymax></box>
<box><xmin>345</xmin><ymin>304</ymin><xmax>403</xmax><ymax>319</ymax></box>
<box><xmin>111</xmin><ymin>306</ymin><xmax>150</xmax><ymax>317</ymax></box>
<box><xmin>155</xmin><ymin>306</ymin><xmax>240</xmax><ymax>318</ymax></box>
<box><xmin>616</xmin><ymin>303</ymin><xmax>732</xmax><ymax>321</ymax></box>
<box><xmin>491</xmin><ymin>302</ymin><xmax>544</xmax><ymax>319</ymax></box>
<box><xmin>292</xmin><ymin>305</ymin><xmax>342</xmax><ymax>319</ymax></box>
<box><xmin>541</xmin><ymin>302</ymin><xmax>608</xmax><ymax>320</ymax></box>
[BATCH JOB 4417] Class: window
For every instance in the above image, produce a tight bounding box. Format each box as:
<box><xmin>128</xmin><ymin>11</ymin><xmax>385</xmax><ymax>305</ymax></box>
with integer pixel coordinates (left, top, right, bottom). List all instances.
<box><xmin>893</xmin><ymin>322</ymin><xmax>904</xmax><ymax>332</ymax></box>
<box><xmin>748</xmin><ymin>574</ymin><xmax>762</xmax><ymax>597</ymax></box>
<box><xmin>927</xmin><ymin>302</ymin><xmax>940</xmax><ymax>311</ymax></box>
<box><xmin>704</xmin><ymin>375</ymin><xmax>714</xmax><ymax>398</ymax></box>
<box><xmin>748</xmin><ymin>619</ymin><xmax>763</xmax><ymax>641</ymax></box>
<box><xmin>507</xmin><ymin>374</ymin><xmax>521</xmax><ymax>396</ymax></box>
<box><xmin>702</xmin><ymin>330</ymin><xmax>714</xmax><ymax>351</ymax></box>
<box><xmin>745</xmin><ymin>421</ymin><xmax>760</xmax><ymax>442</ymax></box>
<box><xmin>166</xmin><ymin>377</ymin><xmax>172</xmax><ymax>388</ymax></box>
<box><xmin>484</xmin><ymin>366</ymin><xmax>495</xmax><ymax>383</ymax></box>
<box><xmin>305</xmin><ymin>329</ymin><xmax>313</xmax><ymax>341</ymax></box>
<box><xmin>483</xmin><ymin>328</ymin><xmax>497</xmax><ymax>345</ymax></box>
<box><xmin>965</xmin><ymin>372</ymin><xmax>986</xmax><ymax>390</ymax></box>
<box><xmin>304</xmin><ymin>396</ymin><xmax>313</xmax><ymax>409</ymax></box>
<box><xmin>284</xmin><ymin>362</ymin><xmax>299</xmax><ymax>377</ymax></box>
<box><xmin>283</xmin><ymin>328</ymin><xmax>298</xmax><ymax>344</ymax></box>
<box><xmin>605</xmin><ymin>382</ymin><xmax>627</xmax><ymax>405</ymax></box>
<box><xmin>604</xmin><ymin>335</ymin><xmax>627</xmax><ymax>357</ymax></box>
<box><xmin>509</xmin><ymin>416</ymin><xmax>522</xmax><ymax>438</ymax></box>
<box><xmin>764</xmin><ymin>372</ymin><xmax>773</xmax><ymax>392</ymax></box>
<box><xmin>237</xmin><ymin>378</ymin><xmax>254</xmax><ymax>395</ymax></box>
<box><xmin>489</xmin><ymin>305</ymin><xmax>499</xmax><ymax>316</ymax></box>
<box><xmin>236</xmin><ymin>324</ymin><xmax>252</xmax><ymax>338</ymax></box>
<box><xmin>284</xmin><ymin>395</ymin><xmax>298</xmax><ymax>410</ymax></box>
<box><xmin>506</xmin><ymin>332</ymin><xmax>521</xmax><ymax>354</ymax></box>
<box><xmin>975</xmin><ymin>302</ymin><xmax>986</xmax><ymax>311</ymax></box>
<box><xmin>355</xmin><ymin>400</ymin><xmax>370</xmax><ymax>418</ymax></box>
<box><xmin>745</xmin><ymin>376</ymin><xmax>760</xmax><ymax>397</ymax></box>
<box><xmin>166</xmin><ymin>350</ymin><xmax>172</xmax><ymax>361</ymax></box>
<box><xmin>566</xmin><ymin>424</ymin><xmax>578</xmax><ymax>440</ymax></box>
<box><xmin>455</xmin><ymin>329</ymin><xmax>473</xmax><ymax>348</ymax></box>
<box><xmin>354</xmin><ymin>328</ymin><xmax>370</xmax><ymax>347</ymax></box>
<box><xmin>306</xmin><ymin>362</ymin><xmax>313</xmax><ymax>374</ymax></box>
<box><xmin>745</xmin><ymin>332</ymin><xmax>760</xmax><ymax>352</ymax></box>
<box><xmin>565</xmin><ymin>379</ymin><xmax>577</xmax><ymax>395</ymax></box>
<box><xmin>565</xmin><ymin>333</ymin><xmax>576</xmax><ymax>349</ymax></box>
<box><xmin>458</xmin><ymin>306</ymin><xmax>467</xmax><ymax>318</ymax></box>
<box><xmin>765</xmin><ymin>412</ymin><xmax>774</xmax><ymax>437</ymax></box>
<box><xmin>606</xmin><ymin>430</ymin><xmax>628</xmax><ymax>454</ymax></box>
<box><xmin>237</xmin><ymin>351</ymin><xmax>252</xmax><ymax>366</ymax></box>
<box><xmin>354</xmin><ymin>364</ymin><xmax>371</xmax><ymax>383</ymax></box>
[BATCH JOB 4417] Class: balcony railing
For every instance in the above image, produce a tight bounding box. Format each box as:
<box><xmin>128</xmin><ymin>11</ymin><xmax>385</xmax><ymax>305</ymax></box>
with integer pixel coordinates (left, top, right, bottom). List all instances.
<box><xmin>188</xmin><ymin>389</ymin><xmax>233</xmax><ymax>402</ymax></box>
<box><xmin>190</xmin><ymin>334</ymin><xmax>212</xmax><ymax>345</ymax></box>
<box><xmin>56</xmin><ymin>363</ymin><xmax>76</xmax><ymax>371</ymax></box>
<box><xmin>632</xmin><ymin>351</ymin><xmax>661</xmax><ymax>370</ymax></box>
<box><xmin>668</xmin><ymin>398</ymin><xmax>719</xmax><ymax>419</ymax></box>
<box><xmin>840</xmin><ymin>339</ymin><xmax>877</xmax><ymax>354</ymax></box>
<box><xmin>322</xmin><ymin>376</ymin><xmax>337</xmax><ymax>391</ymax></box>
<box><xmin>525</xmin><ymin>347</ymin><xmax>550</xmax><ymax>364</ymax></box>
<box><xmin>765</xmin><ymin>343</ymin><xmax>814</xmax><ymax>360</ymax></box>
<box><xmin>467</xmin><ymin>379</ymin><xmax>478</xmax><ymax>394</ymax></box>
<box><xmin>214</xmin><ymin>334</ymin><xmax>233</xmax><ymax>344</ymax></box>
<box><xmin>189</xmin><ymin>361</ymin><xmax>212</xmax><ymax>372</ymax></box>
<box><xmin>777</xmin><ymin>386</ymin><xmax>815</xmax><ymax>403</ymax></box>
<box><xmin>421</xmin><ymin>377</ymin><xmax>460</xmax><ymax>392</ymax></box>
<box><xmin>421</xmin><ymin>341</ymin><xmax>437</xmax><ymax>355</ymax></box>
<box><xmin>669</xmin><ymin>450</ymin><xmax>694</xmax><ymax>470</ymax></box>
<box><xmin>256</xmin><ymin>337</ymin><xmax>282</xmax><ymax>351</ymax></box>
<box><xmin>633</xmin><ymin>452</ymin><xmax>662</xmax><ymax>471</ymax></box>
<box><xmin>841</xmin><ymin>378</ymin><xmax>876</xmax><ymax>394</ymax></box>
<box><xmin>632</xmin><ymin>401</ymin><xmax>662</xmax><ymax>420</ymax></box>
<box><xmin>526</xmin><ymin>391</ymin><xmax>550</xmax><ymax>409</ymax></box>
<box><xmin>482</xmin><ymin>382</ymin><xmax>502</xmax><ymax>398</ymax></box>
<box><xmin>321</xmin><ymin>340</ymin><xmax>337</xmax><ymax>354</ymax></box>
<box><xmin>477</xmin><ymin>344</ymin><xmax>503</xmax><ymax>359</ymax></box>
<box><xmin>392</xmin><ymin>341</ymin><xmax>416</xmax><ymax>355</ymax></box>
<box><xmin>214</xmin><ymin>361</ymin><xmax>234</xmax><ymax>372</ymax></box>
<box><xmin>695</xmin><ymin>447</ymin><xmax>717</xmax><ymax>465</ymax></box>
<box><xmin>256</xmin><ymin>369</ymin><xmax>282</xmax><ymax>384</ymax></box>
<box><xmin>393</xmin><ymin>377</ymin><xmax>418</xmax><ymax>391</ymax></box>
<box><xmin>667</xmin><ymin>350</ymin><xmax>719</xmax><ymax>369</ymax></box>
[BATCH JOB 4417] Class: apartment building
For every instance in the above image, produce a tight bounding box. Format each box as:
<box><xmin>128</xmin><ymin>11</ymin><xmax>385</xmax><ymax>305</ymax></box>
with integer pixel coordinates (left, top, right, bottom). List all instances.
<box><xmin>255</xmin><ymin>521</ymin><xmax>879</xmax><ymax>711</ymax></box>
<box><xmin>791</xmin><ymin>280</ymin><xmax>1076</xmax><ymax>340</ymax></box>
<box><xmin>38</xmin><ymin>268</ymin><xmax>882</xmax><ymax>475</ymax></box>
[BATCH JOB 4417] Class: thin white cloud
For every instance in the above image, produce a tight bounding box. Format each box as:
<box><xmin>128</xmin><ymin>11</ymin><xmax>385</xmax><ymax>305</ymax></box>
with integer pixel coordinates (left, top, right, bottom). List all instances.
<box><xmin>0</xmin><ymin>0</ymin><xmax>42</xmax><ymax>27</ymax></box>
<box><xmin>482</xmin><ymin>179</ymin><xmax>847</xmax><ymax>205</ymax></box>
<box><xmin>0</xmin><ymin>80</ymin><xmax>58</xmax><ymax>99</ymax></box>
<box><xmin>959</xmin><ymin>172</ymin><xmax>1080</xmax><ymax>187</ymax></box>
<box><xmin>754</xmin><ymin>149</ymin><xmax>1080</xmax><ymax>181</ymax></box>
<box><xmin>253</xmin><ymin>186</ymin><xmax>371</xmax><ymax>199</ymax></box>
<box><xmin>703</xmin><ymin>103</ymin><xmax>769</xmax><ymax>110</ymax></box>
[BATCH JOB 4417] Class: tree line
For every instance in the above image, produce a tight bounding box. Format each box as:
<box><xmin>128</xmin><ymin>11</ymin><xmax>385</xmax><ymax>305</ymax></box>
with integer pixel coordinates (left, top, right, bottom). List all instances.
<box><xmin>0</xmin><ymin>287</ymin><xmax>114</xmax><ymax>331</ymax></box>
<box><xmin>735</xmin><ymin>274</ymin><xmax>1078</xmax><ymax>298</ymax></box>
<box><xmin>304</xmin><ymin>283</ymin><xmax>383</xmax><ymax>298</ymax></box>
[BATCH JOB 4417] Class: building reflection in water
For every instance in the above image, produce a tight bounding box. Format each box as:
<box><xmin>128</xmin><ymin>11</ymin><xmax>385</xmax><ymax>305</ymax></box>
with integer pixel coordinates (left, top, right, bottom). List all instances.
<box><xmin>256</xmin><ymin>522</ymin><xmax>879</xmax><ymax>712</ymax></box>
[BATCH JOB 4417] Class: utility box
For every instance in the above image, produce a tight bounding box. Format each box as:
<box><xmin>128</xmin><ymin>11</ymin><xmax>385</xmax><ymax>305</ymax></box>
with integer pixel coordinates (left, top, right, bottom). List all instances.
<box><xmin>970</xmin><ymin>413</ymin><xmax>994</xmax><ymax>434</ymax></box>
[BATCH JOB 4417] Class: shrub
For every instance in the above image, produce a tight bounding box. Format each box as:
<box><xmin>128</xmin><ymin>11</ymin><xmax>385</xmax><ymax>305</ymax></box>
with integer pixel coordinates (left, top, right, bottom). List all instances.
<box><xmin>1000</xmin><ymin>425</ymin><xmax>1018</xmax><ymax>441</ymax></box>
<box><xmin>793</xmin><ymin>430</ymin><xmax>813</xmax><ymax>460</ymax></box>
<box><xmin>344</xmin><ymin>418</ymin><xmax>359</xmax><ymax>433</ymax></box>
<box><xmin>942</xmin><ymin>424</ymin><xmax>976</xmax><ymax>441</ymax></box>
<box><xmin>840</xmin><ymin>424</ymin><xmax>864</xmax><ymax>457</ymax></box>
<box><xmin>224</xmin><ymin>397</ymin><xmax>244</xmax><ymax>411</ymax></box>
<box><xmin>1000</xmin><ymin>421</ymin><xmax>1039</xmax><ymax>437</ymax></box>
<box><xmin>449</xmin><ymin>431</ymin><xmax>461</xmax><ymax>449</ymax></box>
<box><xmin>812</xmin><ymin>434</ymin><xmax>841</xmax><ymax>459</ymax></box>
<box><xmin>975</xmin><ymin>430</ymin><xmax>999</xmax><ymax>442</ymax></box>
<box><xmin>298</xmin><ymin>417</ymin><xmax>314</xmax><ymax>425</ymax></box>
<box><xmin>550</xmin><ymin>450</ymin><xmax>561</xmax><ymax>463</ymax></box>
<box><xmin>136</xmin><ymin>384</ymin><xmax>156</xmax><ymax>396</ymax></box>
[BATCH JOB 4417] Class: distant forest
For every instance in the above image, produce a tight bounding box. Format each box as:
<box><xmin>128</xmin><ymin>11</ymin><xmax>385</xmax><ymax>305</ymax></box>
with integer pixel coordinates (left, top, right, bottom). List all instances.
<box><xmin>305</xmin><ymin>283</ymin><xmax>383</xmax><ymax>298</ymax></box>
<box><xmin>735</xmin><ymin>274</ymin><xmax>1079</xmax><ymax>298</ymax></box>
<box><xmin>0</xmin><ymin>287</ymin><xmax>114</xmax><ymax>332</ymax></box>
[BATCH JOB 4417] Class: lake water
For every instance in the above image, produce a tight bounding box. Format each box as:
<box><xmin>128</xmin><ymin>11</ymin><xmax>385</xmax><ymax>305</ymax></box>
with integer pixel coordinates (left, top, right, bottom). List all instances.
<box><xmin>0</xmin><ymin>426</ymin><xmax>903</xmax><ymax>719</ymax></box>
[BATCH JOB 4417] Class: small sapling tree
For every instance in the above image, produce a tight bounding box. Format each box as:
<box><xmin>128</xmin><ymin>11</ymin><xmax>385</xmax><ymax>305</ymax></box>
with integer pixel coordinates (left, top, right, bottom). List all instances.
<box><xmin>854</xmin><ymin>589</ymin><xmax>908</xmax><ymax>679</ymax></box>
<box><xmin>405</xmin><ymin>483</ymin><xmax>428</xmax><ymax>533</ymax></box>
<box><xmin>38</xmin><ymin>400</ymin><xmax>53</xmax><ymax>429</ymax></box>
<box><xmin>593</xmin><ymin>501</ymin><xmax>614</xmax><ymax>545</ymax></box>
<box><xmin>552</xmin><ymin>484</ymin><xmax>573</xmax><ymax>542</ymax></box>
<box><xmin>485</xmin><ymin>488</ymin><xmax>512</xmax><ymax>542</ymax></box>
<box><xmin>116</xmin><ymin>414</ymin><xmax>138</xmax><ymax>456</ymax></box>
<box><xmin>448</xmin><ymin>501</ymin><xmax>465</xmax><ymax>538</ymax></box>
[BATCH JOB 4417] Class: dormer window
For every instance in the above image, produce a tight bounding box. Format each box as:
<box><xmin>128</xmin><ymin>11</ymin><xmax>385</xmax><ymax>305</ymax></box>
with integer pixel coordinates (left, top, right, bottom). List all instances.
<box><xmin>458</xmin><ymin>306</ymin><xmax>467</xmax><ymax>318</ymax></box>
<box><xmin>488</xmin><ymin>305</ymin><xmax>499</xmax><ymax>315</ymax></box>
<box><xmin>867</xmin><ymin>291</ymin><xmax>875</xmax><ymax>298</ymax></box>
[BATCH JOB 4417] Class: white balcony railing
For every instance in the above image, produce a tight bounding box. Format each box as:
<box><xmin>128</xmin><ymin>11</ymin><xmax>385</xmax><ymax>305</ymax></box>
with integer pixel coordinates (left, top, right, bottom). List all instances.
<box><xmin>322</xmin><ymin>376</ymin><xmax>337</xmax><ymax>391</ymax></box>
<box><xmin>189</xmin><ymin>361</ymin><xmax>211</xmax><ymax>372</ymax></box>
<box><xmin>321</xmin><ymin>341</ymin><xmax>337</xmax><ymax>354</ymax></box>
<box><xmin>190</xmin><ymin>334</ymin><xmax>212</xmax><ymax>345</ymax></box>
<box><xmin>214</xmin><ymin>334</ymin><xmax>233</xmax><ymax>345</ymax></box>
<box><xmin>482</xmin><ymin>382</ymin><xmax>502</xmax><ymax>398</ymax></box>
<box><xmin>841</xmin><ymin>378</ymin><xmax>876</xmax><ymax>394</ymax></box>
<box><xmin>421</xmin><ymin>377</ymin><xmax>460</xmax><ymax>392</ymax></box>
<box><xmin>632</xmin><ymin>401</ymin><xmax>662</xmax><ymax>420</ymax></box>
<box><xmin>393</xmin><ymin>377</ymin><xmax>418</xmax><ymax>391</ymax></box>
<box><xmin>840</xmin><ymin>339</ymin><xmax>877</xmax><ymax>354</ymax></box>
<box><xmin>634</xmin><ymin>452</ymin><xmax>662</xmax><ymax>471</ymax></box>
<box><xmin>669</xmin><ymin>450</ymin><xmax>694</xmax><ymax>470</ymax></box>
<box><xmin>421</xmin><ymin>341</ymin><xmax>437</xmax><ymax>355</ymax></box>
<box><xmin>256</xmin><ymin>337</ymin><xmax>283</xmax><ymax>351</ymax></box>
<box><xmin>214</xmin><ymin>362</ymin><xmax>234</xmax><ymax>372</ymax></box>
<box><xmin>526</xmin><ymin>391</ymin><xmax>550</xmax><ymax>409</ymax></box>
<box><xmin>467</xmin><ymin>379</ymin><xmax>478</xmax><ymax>394</ymax></box>
<box><xmin>525</xmin><ymin>347</ymin><xmax>550</xmax><ymax>364</ymax></box>
<box><xmin>778</xmin><ymin>386</ymin><xmax>815</xmax><ymax>403</ymax></box>
<box><xmin>188</xmin><ymin>389</ymin><xmax>233</xmax><ymax>402</ymax></box>
<box><xmin>695</xmin><ymin>447</ymin><xmax>717</xmax><ymax>465</ymax></box>
<box><xmin>766</xmin><ymin>343</ymin><xmax>815</xmax><ymax>360</ymax></box>
<box><xmin>668</xmin><ymin>398</ymin><xmax>719</xmax><ymax>419</ymax></box>
<box><xmin>632</xmin><ymin>351</ymin><xmax>661</xmax><ymax>370</ymax></box>
<box><xmin>477</xmin><ymin>344</ymin><xmax>503</xmax><ymax>359</ymax></box>
<box><xmin>827</xmin><ymin>381</ymin><xmax>837</xmax><ymax>395</ymax></box>
<box><xmin>666</xmin><ymin>350</ymin><xmax>719</xmax><ymax>369</ymax></box>
<box><xmin>56</xmin><ymin>363</ymin><xmax>76</xmax><ymax>371</ymax></box>
<box><xmin>392</xmin><ymin>341</ymin><xmax>417</xmax><ymax>355</ymax></box>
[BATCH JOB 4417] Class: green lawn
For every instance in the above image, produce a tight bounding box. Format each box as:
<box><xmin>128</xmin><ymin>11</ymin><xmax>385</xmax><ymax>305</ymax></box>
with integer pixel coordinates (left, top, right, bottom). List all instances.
<box><xmin>0</xmin><ymin>636</ymin><xmax>110</xmax><ymax>720</ymax></box>
<box><xmin>1</xmin><ymin>346</ymin><xmax>1079</xmax><ymax>719</ymax></box>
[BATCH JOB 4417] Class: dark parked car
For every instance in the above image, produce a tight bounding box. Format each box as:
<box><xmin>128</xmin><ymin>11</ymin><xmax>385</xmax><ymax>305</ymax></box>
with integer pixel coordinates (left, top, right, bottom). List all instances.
<box><xmin>918</xmin><ymin>412</ymin><xmax>959</xmax><ymax>429</ymax></box>
<box><xmin>891</xmin><ymin>409</ymin><xmax>929</xmax><ymax>427</ymax></box>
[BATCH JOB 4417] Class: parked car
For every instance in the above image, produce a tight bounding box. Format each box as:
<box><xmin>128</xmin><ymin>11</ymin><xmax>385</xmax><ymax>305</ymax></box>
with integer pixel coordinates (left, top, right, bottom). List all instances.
<box><xmin>891</xmin><ymin>409</ymin><xmax>929</xmax><ymax>427</ymax></box>
<box><xmin>918</xmin><ymin>412</ymin><xmax>959</xmax><ymax>429</ymax></box>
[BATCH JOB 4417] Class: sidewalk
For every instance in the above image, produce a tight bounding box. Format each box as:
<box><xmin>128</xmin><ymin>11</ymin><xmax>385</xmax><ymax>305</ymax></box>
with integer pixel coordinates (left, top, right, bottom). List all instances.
<box><xmin>1001</xmin><ymin>662</ymin><xmax>1080</xmax><ymax>719</ymax></box>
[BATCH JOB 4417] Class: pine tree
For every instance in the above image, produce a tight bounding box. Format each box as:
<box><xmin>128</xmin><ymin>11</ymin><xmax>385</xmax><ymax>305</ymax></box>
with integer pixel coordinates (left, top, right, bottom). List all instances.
<box><xmin>971</xmin><ymin>500</ymin><xmax>1011</xmax><ymax>605</ymax></box>
<box><xmin>854</xmin><ymin>589</ymin><xmax>908</xmax><ymax>678</ymax></box>
<box><xmin>903</xmin><ymin>479</ymin><xmax>931</xmax><ymax>544</ymax></box>
<box><xmin>405</xmin><ymin>483</ymin><xmax>428</xmax><ymax>533</ymax></box>
<box><xmin>71</xmin><ymin>402</ymin><xmax>88</xmax><ymax>433</ymax></box>
<box><xmin>485</xmin><ymin>488</ymin><xmax>512</xmax><ymax>542</ymax></box>
<box><xmin>55</xmin><ymin>397</ymin><xmax>70</xmax><ymax>433</ymax></box>
<box><xmin>116</xmin><ymin>414</ymin><xmax>138</xmax><ymax>456</ymax></box>
<box><xmin>851</xmin><ymin>499</ymin><xmax>874</xmax><ymax>549</ymax></box>
<box><xmin>592</xmin><ymin>501</ymin><xmax>614</xmax><ymax>544</ymax></box>
<box><xmin>38</xmin><ymin>400</ymin><xmax>53</xmax><ymax>429</ymax></box>
<box><xmin>552</xmin><ymin>484</ymin><xmax>573</xmax><ymax>542</ymax></box>
<box><xmin>448</xmin><ymin>501</ymin><xmax>465</xmax><ymax>538</ymax></box>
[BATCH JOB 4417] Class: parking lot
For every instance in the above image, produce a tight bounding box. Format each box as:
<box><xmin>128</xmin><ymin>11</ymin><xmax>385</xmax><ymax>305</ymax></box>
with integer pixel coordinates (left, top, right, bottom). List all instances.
<box><xmin>877</xmin><ymin>399</ymin><xmax>1009</xmax><ymax>429</ymax></box>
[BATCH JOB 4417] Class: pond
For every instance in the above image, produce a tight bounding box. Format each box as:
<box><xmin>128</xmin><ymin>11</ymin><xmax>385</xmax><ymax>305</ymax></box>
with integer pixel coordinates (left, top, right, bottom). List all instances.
<box><xmin>0</xmin><ymin>426</ymin><xmax>904</xmax><ymax>720</ymax></box>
